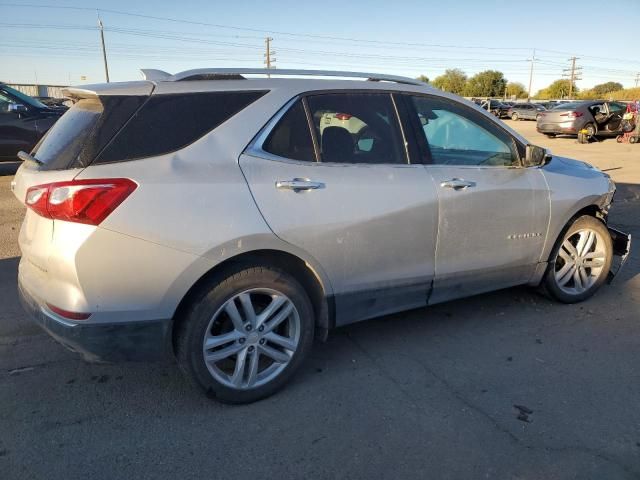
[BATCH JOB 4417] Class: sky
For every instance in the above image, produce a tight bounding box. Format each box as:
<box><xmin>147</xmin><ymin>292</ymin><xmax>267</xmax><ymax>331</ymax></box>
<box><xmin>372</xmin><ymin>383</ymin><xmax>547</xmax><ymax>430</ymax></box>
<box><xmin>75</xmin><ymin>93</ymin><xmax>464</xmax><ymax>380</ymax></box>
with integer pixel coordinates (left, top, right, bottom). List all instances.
<box><xmin>1</xmin><ymin>0</ymin><xmax>639</xmax><ymax>94</ymax></box>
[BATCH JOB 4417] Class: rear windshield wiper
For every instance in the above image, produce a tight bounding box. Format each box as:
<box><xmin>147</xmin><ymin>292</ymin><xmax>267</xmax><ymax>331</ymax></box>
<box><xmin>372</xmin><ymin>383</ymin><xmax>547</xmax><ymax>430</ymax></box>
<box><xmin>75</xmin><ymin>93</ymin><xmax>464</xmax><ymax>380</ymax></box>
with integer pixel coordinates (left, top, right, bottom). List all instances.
<box><xmin>17</xmin><ymin>151</ymin><xmax>43</xmax><ymax>165</ymax></box>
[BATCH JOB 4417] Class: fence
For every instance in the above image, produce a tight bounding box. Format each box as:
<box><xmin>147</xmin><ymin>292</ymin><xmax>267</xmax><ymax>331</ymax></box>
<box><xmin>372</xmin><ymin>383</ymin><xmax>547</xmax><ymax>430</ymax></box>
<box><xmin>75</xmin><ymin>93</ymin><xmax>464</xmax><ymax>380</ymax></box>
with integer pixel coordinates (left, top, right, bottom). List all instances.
<box><xmin>7</xmin><ymin>84</ymin><xmax>68</xmax><ymax>99</ymax></box>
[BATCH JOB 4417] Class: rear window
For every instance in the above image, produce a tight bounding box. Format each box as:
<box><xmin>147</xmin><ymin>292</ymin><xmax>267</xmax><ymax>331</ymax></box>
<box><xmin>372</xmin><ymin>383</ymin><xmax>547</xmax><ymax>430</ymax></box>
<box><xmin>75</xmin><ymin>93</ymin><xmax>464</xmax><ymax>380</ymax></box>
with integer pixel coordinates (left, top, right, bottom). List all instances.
<box><xmin>95</xmin><ymin>90</ymin><xmax>267</xmax><ymax>163</ymax></box>
<box><xmin>33</xmin><ymin>99</ymin><xmax>103</xmax><ymax>169</ymax></box>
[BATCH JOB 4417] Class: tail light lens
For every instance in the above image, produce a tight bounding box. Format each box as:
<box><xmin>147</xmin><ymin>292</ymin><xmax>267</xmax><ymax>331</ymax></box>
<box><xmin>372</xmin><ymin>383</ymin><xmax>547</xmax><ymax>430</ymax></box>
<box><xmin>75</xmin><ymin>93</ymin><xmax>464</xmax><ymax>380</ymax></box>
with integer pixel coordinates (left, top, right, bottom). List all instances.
<box><xmin>25</xmin><ymin>178</ymin><xmax>137</xmax><ymax>226</ymax></box>
<box><xmin>46</xmin><ymin>303</ymin><xmax>91</xmax><ymax>320</ymax></box>
<box><xmin>560</xmin><ymin>111</ymin><xmax>583</xmax><ymax>119</ymax></box>
<box><xmin>334</xmin><ymin>113</ymin><xmax>352</xmax><ymax>120</ymax></box>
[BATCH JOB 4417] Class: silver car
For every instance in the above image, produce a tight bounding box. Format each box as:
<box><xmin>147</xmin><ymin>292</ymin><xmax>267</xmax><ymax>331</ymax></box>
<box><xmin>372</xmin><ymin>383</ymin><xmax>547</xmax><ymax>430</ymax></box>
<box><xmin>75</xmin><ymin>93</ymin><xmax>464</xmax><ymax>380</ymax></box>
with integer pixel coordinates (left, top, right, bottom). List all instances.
<box><xmin>13</xmin><ymin>69</ymin><xmax>630</xmax><ymax>403</ymax></box>
<box><xmin>536</xmin><ymin>100</ymin><xmax>628</xmax><ymax>138</ymax></box>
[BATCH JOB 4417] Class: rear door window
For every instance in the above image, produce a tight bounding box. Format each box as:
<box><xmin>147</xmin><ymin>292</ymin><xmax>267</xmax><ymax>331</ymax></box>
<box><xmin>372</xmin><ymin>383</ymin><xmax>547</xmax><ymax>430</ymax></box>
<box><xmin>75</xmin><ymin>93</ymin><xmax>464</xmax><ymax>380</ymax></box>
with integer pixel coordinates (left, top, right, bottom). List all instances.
<box><xmin>306</xmin><ymin>93</ymin><xmax>406</xmax><ymax>164</ymax></box>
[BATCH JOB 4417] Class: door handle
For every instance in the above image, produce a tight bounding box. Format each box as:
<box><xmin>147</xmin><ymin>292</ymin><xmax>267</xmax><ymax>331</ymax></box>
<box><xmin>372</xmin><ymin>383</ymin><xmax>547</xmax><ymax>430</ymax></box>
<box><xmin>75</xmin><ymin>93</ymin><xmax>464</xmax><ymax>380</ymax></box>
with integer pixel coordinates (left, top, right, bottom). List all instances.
<box><xmin>440</xmin><ymin>178</ymin><xmax>476</xmax><ymax>190</ymax></box>
<box><xmin>276</xmin><ymin>178</ymin><xmax>325</xmax><ymax>192</ymax></box>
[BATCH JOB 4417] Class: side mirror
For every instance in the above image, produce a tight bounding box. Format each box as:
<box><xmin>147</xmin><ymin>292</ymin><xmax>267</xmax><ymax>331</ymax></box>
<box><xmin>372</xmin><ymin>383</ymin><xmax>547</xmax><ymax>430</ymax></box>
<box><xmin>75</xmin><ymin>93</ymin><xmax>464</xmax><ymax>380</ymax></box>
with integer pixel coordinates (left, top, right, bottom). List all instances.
<box><xmin>8</xmin><ymin>103</ymin><xmax>27</xmax><ymax>113</ymax></box>
<box><xmin>524</xmin><ymin>144</ymin><xmax>552</xmax><ymax>167</ymax></box>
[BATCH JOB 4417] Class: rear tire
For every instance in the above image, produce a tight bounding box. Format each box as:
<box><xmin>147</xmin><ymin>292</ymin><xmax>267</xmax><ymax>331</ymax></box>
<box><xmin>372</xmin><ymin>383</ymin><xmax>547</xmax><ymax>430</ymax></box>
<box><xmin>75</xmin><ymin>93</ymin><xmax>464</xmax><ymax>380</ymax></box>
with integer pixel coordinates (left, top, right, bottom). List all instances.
<box><xmin>542</xmin><ymin>215</ymin><xmax>612</xmax><ymax>304</ymax></box>
<box><xmin>584</xmin><ymin>123</ymin><xmax>596</xmax><ymax>138</ymax></box>
<box><xmin>176</xmin><ymin>265</ymin><xmax>315</xmax><ymax>403</ymax></box>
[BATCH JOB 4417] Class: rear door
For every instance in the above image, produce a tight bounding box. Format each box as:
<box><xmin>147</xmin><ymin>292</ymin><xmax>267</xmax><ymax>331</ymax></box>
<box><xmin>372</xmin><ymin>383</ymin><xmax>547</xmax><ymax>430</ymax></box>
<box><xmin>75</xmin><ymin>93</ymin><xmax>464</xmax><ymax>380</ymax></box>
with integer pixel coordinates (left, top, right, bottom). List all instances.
<box><xmin>403</xmin><ymin>94</ymin><xmax>549</xmax><ymax>304</ymax></box>
<box><xmin>240</xmin><ymin>92</ymin><xmax>439</xmax><ymax>325</ymax></box>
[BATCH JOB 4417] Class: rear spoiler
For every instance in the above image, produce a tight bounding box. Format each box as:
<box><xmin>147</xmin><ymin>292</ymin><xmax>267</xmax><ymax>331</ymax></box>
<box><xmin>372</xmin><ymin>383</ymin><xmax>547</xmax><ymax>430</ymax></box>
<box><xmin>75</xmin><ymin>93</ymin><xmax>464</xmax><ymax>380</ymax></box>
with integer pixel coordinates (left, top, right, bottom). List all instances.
<box><xmin>62</xmin><ymin>81</ymin><xmax>155</xmax><ymax>100</ymax></box>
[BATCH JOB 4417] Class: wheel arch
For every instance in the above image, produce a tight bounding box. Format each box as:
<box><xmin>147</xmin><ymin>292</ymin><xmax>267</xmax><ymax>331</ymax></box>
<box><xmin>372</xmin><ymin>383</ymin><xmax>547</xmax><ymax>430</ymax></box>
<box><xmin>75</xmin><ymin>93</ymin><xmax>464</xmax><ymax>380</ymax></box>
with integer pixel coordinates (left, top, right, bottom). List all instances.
<box><xmin>170</xmin><ymin>249</ymin><xmax>334</xmax><ymax>355</ymax></box>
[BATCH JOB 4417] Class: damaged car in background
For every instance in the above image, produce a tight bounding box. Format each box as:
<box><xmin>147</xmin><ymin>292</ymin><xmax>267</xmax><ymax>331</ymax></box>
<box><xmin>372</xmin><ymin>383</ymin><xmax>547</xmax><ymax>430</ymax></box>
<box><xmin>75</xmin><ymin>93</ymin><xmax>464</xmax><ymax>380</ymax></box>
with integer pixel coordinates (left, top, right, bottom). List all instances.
<box><xmin>12</xmin><ymin>68</ymin><xmax>630</xmax><ymax>404</ymax></box>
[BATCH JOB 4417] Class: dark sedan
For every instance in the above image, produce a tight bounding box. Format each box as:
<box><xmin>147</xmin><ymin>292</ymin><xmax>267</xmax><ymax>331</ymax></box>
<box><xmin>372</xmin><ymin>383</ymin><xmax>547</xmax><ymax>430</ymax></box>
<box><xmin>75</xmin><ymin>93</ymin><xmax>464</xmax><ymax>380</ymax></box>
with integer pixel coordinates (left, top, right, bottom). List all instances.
<box><xmin>508</xmin><ymin>102</ymin><xmax>546</xmax><ymax>121</ymax></box>
<box><xmin>0</xmin><ymin>84</ymin><xmax>66</xmax><ymax>161</ymax></box>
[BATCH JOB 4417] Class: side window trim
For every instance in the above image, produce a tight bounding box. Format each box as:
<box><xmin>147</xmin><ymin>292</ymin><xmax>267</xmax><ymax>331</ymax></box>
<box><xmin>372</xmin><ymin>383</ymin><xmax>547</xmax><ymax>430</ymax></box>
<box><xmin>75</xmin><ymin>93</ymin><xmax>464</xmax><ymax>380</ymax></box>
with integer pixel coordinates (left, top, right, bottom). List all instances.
<box><xmin>394</xmin><ymin>93</ymin><xmax>432</xmax><ymax>165</ymax></box>
<box><xmin>403</xmin><ymin>93</ymin><xmax>525</xmax><ymax>168</ymax></box>
<box><xmin>301</xmin><ymin>96</ymin><xmax>321</xmax><ymax>162</ymax></box>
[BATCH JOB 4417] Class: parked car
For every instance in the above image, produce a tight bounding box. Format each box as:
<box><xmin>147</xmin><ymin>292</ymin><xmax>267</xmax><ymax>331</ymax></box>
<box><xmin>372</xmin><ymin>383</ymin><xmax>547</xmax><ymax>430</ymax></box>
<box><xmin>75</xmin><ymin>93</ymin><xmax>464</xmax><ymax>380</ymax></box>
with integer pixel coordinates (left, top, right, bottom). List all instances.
<box><xmin>537</xmin><ymin>100</ymin><xmax>627</xmax><ymax>138</ymax></box>
<box><xmin>14</xmin><ymin>69</ymin><xmax>630</xmax><ymax>403</ymax></box>
<box><xmin>480</xmin><ymin>99</ymin><xmax>510</xmax><ymax>118</ymax></box>
<box><xmin>508</xmin><ymin>102</ymin><xmax>546</xmax><ymax>121</ymax></box>
<box><xmin>0</xmin><ymin>84</ymin><xmax>67</xmax><ymax>161</ymax></box>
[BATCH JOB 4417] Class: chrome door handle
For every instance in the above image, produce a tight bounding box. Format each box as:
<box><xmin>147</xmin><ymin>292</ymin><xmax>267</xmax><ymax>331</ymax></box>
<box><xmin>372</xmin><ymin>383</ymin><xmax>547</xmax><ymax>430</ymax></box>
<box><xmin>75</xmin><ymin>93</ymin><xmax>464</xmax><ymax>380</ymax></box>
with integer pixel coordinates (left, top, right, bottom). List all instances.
<box><xmin>276</xmin><ymin>178</ymin><xmax>325</xmax><ymax>192</ymax></box>
<box><xmin>440</xmin><ymin>178</ymin><xmax>476</xmax><ymax>190</ymax></box>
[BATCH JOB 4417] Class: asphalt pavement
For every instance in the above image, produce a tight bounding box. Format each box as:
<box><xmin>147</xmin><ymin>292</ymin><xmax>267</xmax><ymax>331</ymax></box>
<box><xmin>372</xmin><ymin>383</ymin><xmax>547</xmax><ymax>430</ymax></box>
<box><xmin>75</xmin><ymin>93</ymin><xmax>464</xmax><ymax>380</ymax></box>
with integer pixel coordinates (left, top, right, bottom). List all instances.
<box><xmin>1</xmin><ymin>125</ymin><xmax>639</xmax><ymax>480</ymax></box>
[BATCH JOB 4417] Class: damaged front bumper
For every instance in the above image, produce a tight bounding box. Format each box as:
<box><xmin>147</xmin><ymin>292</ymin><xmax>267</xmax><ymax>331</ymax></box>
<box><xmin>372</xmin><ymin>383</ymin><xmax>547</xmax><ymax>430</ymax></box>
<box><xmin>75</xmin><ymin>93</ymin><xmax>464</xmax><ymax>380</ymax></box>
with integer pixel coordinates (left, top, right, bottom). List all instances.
<box><xmin>607</xmin><ymin>226</ymin><xmax>631</xmax><ymax>283</ymax></box>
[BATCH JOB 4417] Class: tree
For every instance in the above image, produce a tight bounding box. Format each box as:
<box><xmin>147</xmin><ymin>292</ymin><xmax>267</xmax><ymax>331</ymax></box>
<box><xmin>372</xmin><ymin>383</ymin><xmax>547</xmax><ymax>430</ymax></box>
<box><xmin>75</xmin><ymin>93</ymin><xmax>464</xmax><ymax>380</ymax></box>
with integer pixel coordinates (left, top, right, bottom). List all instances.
<box><xmin>506</xmin><ymin>82</ymin><xmax>528</xmax><ymax>99</ymax></box>
<box><xmin>432</xmin><ymin>69</ymin><xmax>467</xmax><ymax>95</ymax></box>
<box><xmin>416</xmin><ymin>75</ymin><xmax>430</xmax><ymax>83</ymax></box>
<box><xmin>592</xmin><ymin>81</ymin><xmax>623</xmax><ymax>96</ymax></box>
<box><xmin>535</xmin><ymin>79</ymin><xmax>578</xmax><ymax>99</ymax></box>
<box><xmin>463</xmin><ymin>70</ymin><xmax>507</xmax><ymax>97</ymax></box>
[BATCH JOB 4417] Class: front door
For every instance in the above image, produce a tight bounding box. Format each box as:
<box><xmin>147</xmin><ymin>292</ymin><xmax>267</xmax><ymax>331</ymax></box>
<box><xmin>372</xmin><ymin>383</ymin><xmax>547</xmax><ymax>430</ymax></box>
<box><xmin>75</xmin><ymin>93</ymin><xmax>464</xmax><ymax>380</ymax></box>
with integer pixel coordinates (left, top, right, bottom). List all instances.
<box><xmin>240</xmin><ymin>92</ymin><xmax>438</xmax><ymax>325</ymax></box>
<box><xmin>404</xmin><ymin>94</ymin><xmax>550</xmax><ymax>304</ymax></box>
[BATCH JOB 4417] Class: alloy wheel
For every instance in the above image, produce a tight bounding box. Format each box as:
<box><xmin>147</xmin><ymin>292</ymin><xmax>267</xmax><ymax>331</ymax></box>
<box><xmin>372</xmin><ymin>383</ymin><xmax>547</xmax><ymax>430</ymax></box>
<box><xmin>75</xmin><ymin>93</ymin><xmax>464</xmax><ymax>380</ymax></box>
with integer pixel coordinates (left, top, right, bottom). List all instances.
<box><xmin>202</xmin><ymin>288</ymin><xmax>301</xmax><ymax>390</ymax></box>
<box><xmin>554</xmin><ymin>229</ymin><xmax>606</xmax><ymax>295</ymax></box>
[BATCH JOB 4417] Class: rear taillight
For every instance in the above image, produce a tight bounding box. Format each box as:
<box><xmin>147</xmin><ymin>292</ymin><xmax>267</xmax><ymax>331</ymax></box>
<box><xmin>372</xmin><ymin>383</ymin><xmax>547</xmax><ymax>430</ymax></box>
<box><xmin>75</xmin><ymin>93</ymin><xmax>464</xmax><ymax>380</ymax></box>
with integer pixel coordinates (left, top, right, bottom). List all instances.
<box><xmin>334</xmin><ymin>113</ymin><xmax>352</xmax><ymax>120</ymax></box>
<box><xmin>25</xmin><ymin>178</ymin><xmax>137</xmax><ymax>226</ymax></box>
<box><xmin>46</xmin><ymin>303</ymin><xmax>91</xmax><ymax>320</ymax></box>
<box><xmin>560</xmin><ymin>111</ymin><xmax>583</xmax><ymax>119</ymax></box>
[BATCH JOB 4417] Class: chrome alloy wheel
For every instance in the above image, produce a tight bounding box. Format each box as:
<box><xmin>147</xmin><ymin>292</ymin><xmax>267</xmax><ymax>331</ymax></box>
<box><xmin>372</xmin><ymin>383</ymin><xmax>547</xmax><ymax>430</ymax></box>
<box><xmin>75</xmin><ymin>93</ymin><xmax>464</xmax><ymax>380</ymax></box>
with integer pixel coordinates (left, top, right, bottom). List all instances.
<box><xmin>202</xmin><ymin>288</ymin><xmax>301</xmax><ymax>390</ymax></box>
<box><xmin>554</xmin><ymin>229</ymin><xmax>607</xmax><ymax>295</ymax></box>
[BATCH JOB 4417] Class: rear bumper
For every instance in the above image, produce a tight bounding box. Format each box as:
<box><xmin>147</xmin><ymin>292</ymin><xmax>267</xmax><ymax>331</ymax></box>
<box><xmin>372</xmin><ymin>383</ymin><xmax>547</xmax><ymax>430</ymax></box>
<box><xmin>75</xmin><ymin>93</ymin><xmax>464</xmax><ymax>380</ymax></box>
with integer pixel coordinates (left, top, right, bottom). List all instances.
<box><xmin>18</xmin><ymin>278</ymin><xmax>172</xmax><ymax>362</ymax></box>
<box><xmin>537</xmin><ymin>123</ymin><xmax>577</xmax><ymax>134</ymax></box>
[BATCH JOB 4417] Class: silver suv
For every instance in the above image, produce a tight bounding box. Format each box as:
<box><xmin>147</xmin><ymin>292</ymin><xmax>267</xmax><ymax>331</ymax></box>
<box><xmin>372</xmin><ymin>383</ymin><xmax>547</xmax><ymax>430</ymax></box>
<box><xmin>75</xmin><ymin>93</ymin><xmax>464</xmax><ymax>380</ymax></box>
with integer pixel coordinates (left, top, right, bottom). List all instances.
<box><xmin>13</xmin><ymin>69</ymin><xmax>630</xmax><ymax>403</ymax></box>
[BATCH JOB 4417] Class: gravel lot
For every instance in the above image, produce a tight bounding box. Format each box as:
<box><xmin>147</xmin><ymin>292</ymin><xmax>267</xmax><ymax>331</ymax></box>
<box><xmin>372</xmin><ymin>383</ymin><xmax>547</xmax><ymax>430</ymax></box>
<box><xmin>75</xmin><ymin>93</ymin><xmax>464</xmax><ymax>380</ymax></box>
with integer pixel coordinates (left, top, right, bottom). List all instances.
<box><xmin>1</xmin><ymin>121</ymin><xmax>639</xmax><ymax>480</ymax></box>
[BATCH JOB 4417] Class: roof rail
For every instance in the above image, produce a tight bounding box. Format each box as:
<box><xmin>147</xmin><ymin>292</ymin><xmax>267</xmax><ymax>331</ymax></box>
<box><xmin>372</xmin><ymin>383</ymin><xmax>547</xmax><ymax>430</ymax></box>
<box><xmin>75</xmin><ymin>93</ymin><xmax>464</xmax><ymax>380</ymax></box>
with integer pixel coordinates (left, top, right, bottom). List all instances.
<box><xmin>140</xmin><ymin>68</ymin><xmax>426</xmax><ymax>86</ymax></box>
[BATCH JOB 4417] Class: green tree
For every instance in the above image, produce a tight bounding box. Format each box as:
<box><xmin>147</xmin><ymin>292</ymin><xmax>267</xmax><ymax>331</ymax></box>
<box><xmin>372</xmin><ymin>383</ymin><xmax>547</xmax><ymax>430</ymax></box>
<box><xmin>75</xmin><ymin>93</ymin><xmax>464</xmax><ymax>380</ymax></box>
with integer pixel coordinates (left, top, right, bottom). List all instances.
<box><xmin>416</xmin><ymin>75</ymin><xmax>430</xmax><ymax>83</ymax></box>
<box><xmin>506</xmin><ymin>82</ymin><xmax>528</xmax><ymax>99</ymax></box>
<box><xmin>432</xmin><ymin>68</ymin><xmax>467</xmax><ymax>95</ymax></box>
<box><xmin>535</xmin><ymin>79</ymin><xmax>578</xmax><ymax>99</ymax></box>
<box><xmin>463</xmin><ymin>70</ymin><xmax>507</xmax><ymax>97</ymax></box>
<box><xmin>592</xmin><ymin>81</ymin><xmax>623</xmax><ymax>96</ymax></box>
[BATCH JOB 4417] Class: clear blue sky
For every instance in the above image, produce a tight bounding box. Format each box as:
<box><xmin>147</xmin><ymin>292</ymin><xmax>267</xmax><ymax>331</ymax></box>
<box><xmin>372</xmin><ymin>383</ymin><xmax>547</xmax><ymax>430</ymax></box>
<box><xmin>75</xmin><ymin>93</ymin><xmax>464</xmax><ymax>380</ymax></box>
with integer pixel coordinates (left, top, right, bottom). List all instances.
<box><xmin>1</xmin><ymin>0</ymin><xmax>639</xmax><ymax>93</ymax></box>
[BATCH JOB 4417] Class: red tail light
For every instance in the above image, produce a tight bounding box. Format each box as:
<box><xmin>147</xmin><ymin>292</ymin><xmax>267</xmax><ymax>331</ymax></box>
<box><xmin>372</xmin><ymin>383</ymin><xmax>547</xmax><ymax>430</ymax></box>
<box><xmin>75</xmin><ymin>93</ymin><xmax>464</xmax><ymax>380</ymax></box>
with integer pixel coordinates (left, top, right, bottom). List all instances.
<box><xmin>334</xmin><ymin>113</ymin><xmax>352</xmax><ymax>120</ymax></box>
<box><xmin>560</xmin><ymin>111</ymin><xmax>583</xmax><ymax>119</ymax></box>
<box><xmin>25</xmin><ymin>178</ymin><xmax>137</xmax><ymax>226</ymax></box>
<box><xmin>46</xmin><ymin>303</ymin><xmax>91</xmax><ymax>320</ymax></box>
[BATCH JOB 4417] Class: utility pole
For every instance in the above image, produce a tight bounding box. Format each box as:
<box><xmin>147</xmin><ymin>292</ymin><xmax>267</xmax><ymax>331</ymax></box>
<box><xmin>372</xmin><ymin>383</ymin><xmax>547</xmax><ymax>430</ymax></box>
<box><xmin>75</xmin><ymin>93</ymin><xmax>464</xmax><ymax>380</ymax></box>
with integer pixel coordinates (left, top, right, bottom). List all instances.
<box><xmin>635</xmin><ymin>73</ymin><xmax>640</xmax><ymax>88</ymax></box>
<box><xmin>527</xmin><ymin>49</ymin><xmax>536</xmax><ymax>101</ymax></box>
<box><xmin>98</xmin><ymin>15</ymin><xmax>110</xmax><ymax>82</ymax></box>
<box><xmin>562</xmin><ymin>57</ymin><xmax>582</xmax><ymax>99</ymax></box>
<box><xmin>264</xmin><ymin>37</ymin><xmax>275</xmax><ymax>77</ymax></box>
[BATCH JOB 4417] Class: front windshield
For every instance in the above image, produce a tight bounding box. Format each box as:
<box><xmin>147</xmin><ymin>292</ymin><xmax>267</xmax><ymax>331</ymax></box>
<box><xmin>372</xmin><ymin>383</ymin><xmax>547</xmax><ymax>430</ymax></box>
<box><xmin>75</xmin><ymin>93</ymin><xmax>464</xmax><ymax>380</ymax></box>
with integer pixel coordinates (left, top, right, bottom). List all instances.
<box><xmin>0</xmin><ymin>84</ymin><xmax>48</xmax><ymax>109</ymax></box>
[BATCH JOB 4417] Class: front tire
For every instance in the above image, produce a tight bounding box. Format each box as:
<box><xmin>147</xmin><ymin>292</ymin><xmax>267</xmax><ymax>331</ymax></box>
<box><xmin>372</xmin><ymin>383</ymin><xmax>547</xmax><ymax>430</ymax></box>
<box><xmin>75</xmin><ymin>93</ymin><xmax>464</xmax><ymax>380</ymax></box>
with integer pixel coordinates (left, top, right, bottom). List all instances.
<box><xmin>584</xmin><ymin>123</ymin><xmax>596</xmax><ymax>138</ymax></box>
<box><xmin>543</xmin><ymin>215</ymin><xmax>612</xmax><ymax>303</ymax></box>
<box><xmin>176</xmin><ymin>265</ymin><xmax>315</xmax><ymax>403</ymax></box>
<box><xmin>511</xmin><ymin>112</ymin><xmax>519</xmax><ymax>121</ymax></box>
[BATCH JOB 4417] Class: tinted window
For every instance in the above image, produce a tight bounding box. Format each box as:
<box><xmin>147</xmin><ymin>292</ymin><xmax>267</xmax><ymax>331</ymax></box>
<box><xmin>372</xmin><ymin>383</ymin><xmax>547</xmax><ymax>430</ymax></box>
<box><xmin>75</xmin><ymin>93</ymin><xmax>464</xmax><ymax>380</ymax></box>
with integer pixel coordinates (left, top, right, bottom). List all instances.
<box><xmin>609</xmin><ymin>102</ymin><xmax>627</xmax><ymax>114</ymax></box>
<box><xmin>410</xmin><ymin>96</ymin><xmax>518</xmax><ymax>167</ymax></box>
<box><xmin>306</xmin><ymin>93</ymin><xmax>406</xmax><ymax>164</ymax></box>
<box><xmin>263</xmin><ymin>100</ymin><xmax>315</xmax><ymax>162</ymax></box>
<box><xmin>96</xmin><ymin>90</ymin><xmax>267</xmax><ymax>163</ymax></box>
<box><xmin>1</xmin><ymin>85</ymin><xmax>47</xmax><ymax>109</ymax></box>
<box><xmin>33</xmin><ymin>99</ymin><xmax>103</xmax><ymax>169</ymax></box>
